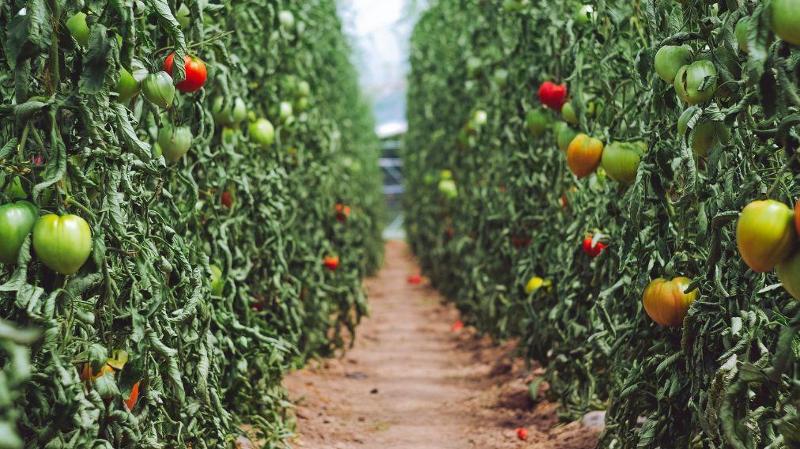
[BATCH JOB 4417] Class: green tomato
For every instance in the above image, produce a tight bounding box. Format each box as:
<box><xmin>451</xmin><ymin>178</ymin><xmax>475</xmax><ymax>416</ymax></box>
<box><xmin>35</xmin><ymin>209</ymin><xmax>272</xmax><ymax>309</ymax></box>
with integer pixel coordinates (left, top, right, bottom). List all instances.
<box><xmin>735</xmin><ymin>18</ymin><xmax>750</xmax><ymax>53</ymax></box>
<box><xmin>279</xmin><ymin>101</ymin><xmax>294</xmax><ymax>122</ymax></box>
<box><xmin>249</xmin><ymin>118</ymin><xmax>275</xmax><ymax>148</ymax></box>
<box><xmin>525</xmin><ymin>109</ymin><xmax>550</xmax><ymax>137</ymax></box>
<box><xmin>116</xmin><ymin>67</ymin><xmax>139</xmax><ymax>103</ymax></box>
<box><xmin>736</xmin><ymin>200</ymin><xmax>796</xmax><ymax>272</ymax></box>
<box><xmin>157</xmin><ymin>125</ymin><xmax>193</xmax><ymax>162</ymax></box>
<box><xmin>493</xmin><ymin>69</ymin><xmax>509</xmax><ymax>87</ymax></box>
<box><xmin>152</xmin><ymin>142</ymin><xmax>163</xmax><ymax>158</ymax></box>
<box><xmin>575</xmin><ymin>5</ymin><xmax>595</xmax><ymax>25</ymax></box>
<box><xmin>502</xmin><ymin>0</ymin><xmax>529</xmax><ymax>12</ymax></box>
<box><xmin>142</xmin><ymin>71</ymin><xmax>175</xmax><ymax>109</ymax></box>
<box><xmin>561</xmin><ymin>102</ymin><xmax>578</xmax><ymax>125</ymax></box>
<box><xmin>0</xmin><ymin>201</ymin><xmax>38</xmax><ymax>264</ymax></box>
<box><xmin>33</xmin><ymin>214</ymin><xmax>93</xmax><ymax>275</ymax></box>
<box><xmin>600</xmin><ymin>141</ymin><xmax>645</xmax><ymax>185</ymax></box>
<box><xmin>296</xmin><ymin>80</ymin><xmax>311</xmax><ymax>98</ymax></box>
<box><xmin>209</xmin><ymin>264</ymin><xmax>224</xmax><ymax>295</ymax></box>
<box><xmin>654</xmin><ymin>45</ymin><xmax>693</xmax><ymax>83</ymax></box>
<box><xmin>230</xmin><ymin>98</ymin><xmax>248</xmax><ymax>123</ymax></box>
<box><xmin>438</xmin><ymin>179</ymin><xmax>457</xmax><ymax>199</ymax></box>
<box><xmin>678</xmin><ymin>117</ymin><xmax>726</xmax><ymax>157</ymax></box>
<box><xmin>440</xmin><ymin>169</ymin><xmax>453</xmax><ymax>180</ymax></box>
<box><xmin>278</xmin><ymin>10</ymin><xmax>295</xmax><ymax>29</ymax></box>
<box><xmin>66</xmin><ymin>12</ymin><xmax>90</xmax><ymax>47</ymax></box>
<box><xmin>294</xmin><ymin>97</ymin><xmax>310</xmax><ymax>113</ymax></box>
<box><xmin>212</xmin><ymin>97</ymin><xmax>247</xmax><ymax>126</ymax></box>
<box><xmin>674</xmin><ymin>60</ymin><xmax>717</xmax><ymax>105</ymax></box>
<box><xmin>771</xmin><ymin>0</ymin><xmax>800</xmax><ymax>46</ymax></box>
<box><xmin>554</xmin><ymin>122</ymin><xmax>577</xmax><ymax>152</ymax></box>
<box><xmin>777</xmin><ymin>249</ymin><xmax>800</xmax><ymax>300</ymax></box>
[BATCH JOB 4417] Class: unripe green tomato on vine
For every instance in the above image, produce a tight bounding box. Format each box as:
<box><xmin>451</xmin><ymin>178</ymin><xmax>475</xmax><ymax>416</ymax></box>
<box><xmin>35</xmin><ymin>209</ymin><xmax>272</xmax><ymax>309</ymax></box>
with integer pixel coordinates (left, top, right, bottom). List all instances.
<box><xmin>653</xmin><ymin>45</ymin><xmax>692</xmax><ymax>83</ymax></box>
<box><xmin>736</xmin><ymin>200</ymin><xmax>796</xmax><ymax>272</ymax></box>
<box><xmin>116</xmin><ymin>68</ymin><xmax>139</xmax><ymax>103</ymax></box>
<box><xmin>502</xmin><ymin>0</ymin><xmax>529</xmax><ymax>12</ymax></box>
<box><xmin>0</xmin><ymin>201</ymin><xmax>38</xmax><ymax>264</ymax></box>
<box><xmin>674</xmin><ymin>60</ymin><xmax>717</xmax><ymax>105</ymax></box>
<box><xmin>279</xmin><ymin>101</ymin><xmax>294</xmax><ymax>123</ymax></box>
<box><xmin>561</xmin><ymin>102</ymin><xmax>578</xmax><ymax>125</ymax></box>
<box><xmin>600</xmin><ymin>141</ymin><xmax>645</xmax><ymax>185</ymax></box>
<box><xmin>771</xmin><ymin>0</ymin><xmax>800</xmax><ymax>46</ymax></box>
<box><xmin>66</xmin><ymin>12</ymin><xmax>90</xmax><ymax>47</ymax></box>
<box><xmin>554</xmin><ymin>122</ymin><xmax>577</xmax><ymax>152</ymax></box>
<box><xmin>209</xmin><ymin>264</ymin><xmax>224</xmax><ymax>296</ymax></box>
<box><xmin>33</xmin><ymin>214</ymin><xmax>93</xmax><ymax>275</ymax></box>
<box><xmin>525</xmin><ymin>109</ymin><xmax>550</xmax><ymax>137</ymax></box>
<box><xmin>438</xmin><ymin>179</ymin><xmax>457</xmax><ymax>199</ymax></box>
<box><xmin>249</xmin><ymin>118</ymin><xmax>275</xmax><ymax>148</ymax></box>
<box><xmin>279</xmin><ymin>10</ymin><xmax>295</xmax><ymax>29</ymax></box>
<box><xmin>158</xmin><ymin>125</ymin><xmax>193</xmax><ymax>162</ymax></box>
<box><xmin>574</xmin><ymin>5</ymin><xmax>595</xmax><ymax>25</ymax></box>
<box><xmin>735</xmin><ymin>18</ymin><xmax>750</xmax><ymax>53</ymax></box>
<box><xmin>142</xmin><ymin>71</ymin><xmax>175</xmax><ymax>109</ymax></box>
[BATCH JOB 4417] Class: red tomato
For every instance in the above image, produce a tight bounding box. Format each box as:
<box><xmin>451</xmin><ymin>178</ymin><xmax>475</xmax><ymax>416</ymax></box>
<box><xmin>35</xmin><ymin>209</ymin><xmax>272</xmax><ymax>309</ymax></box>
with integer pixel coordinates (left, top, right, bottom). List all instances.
<box><xmin>407</xmin><ymin>274</ymin><xmax>422</xmax><ymax>285</ymax></box>
<box><xmin>516</xmin><ymin>428</ymin><xmax>529</xmax><ymax>441</ymax></box>
<box><xmin>538</xmin><ymin>81</ymin><xmax>568</xmax><ymax>110</ymax></box>
<box><xmin>221</xmin><ymin>191</ymin><xmax>233</xmax><ymax>209</ymax></box>
<box><xmin>323</xmin><ymin>255</ymin><xmax>340</xmax><ymax>271</ymax></box>
<box><xmin>163</xmin><ymin>53</ymin><xmax>207</xmax><ymax>93</ymax></box>
<box><xmin>125</xmin><ymin>381</ymin><xmax>140</xmax><ymax>411</ymax></box>
<box><xmin>511</xmin><ymin>234</ymin><xmax>531</xmax><ymax>248</ymax></box>
<box><xmin>335</xmin><ymin>203</ymin><xmax>351</xmax><ymax>222</ymax></box>
<box><xmin>451</xmin><ymin>320</ymin><xmax>464</xmax><ymax>332</ymax></box>
<box><xmin>582</xmin><ymin>235</ymin><xmax>607</xmax><ymax>257</ymax></box>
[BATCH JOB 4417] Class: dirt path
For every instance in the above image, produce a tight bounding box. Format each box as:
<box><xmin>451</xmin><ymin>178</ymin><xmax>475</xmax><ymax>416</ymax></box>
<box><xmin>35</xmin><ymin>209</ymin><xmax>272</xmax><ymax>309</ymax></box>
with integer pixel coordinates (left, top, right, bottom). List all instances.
<box><xmin>283</xmin><ymin>241</ymin><xmax>600</xmax><ymax>449</ymax></box>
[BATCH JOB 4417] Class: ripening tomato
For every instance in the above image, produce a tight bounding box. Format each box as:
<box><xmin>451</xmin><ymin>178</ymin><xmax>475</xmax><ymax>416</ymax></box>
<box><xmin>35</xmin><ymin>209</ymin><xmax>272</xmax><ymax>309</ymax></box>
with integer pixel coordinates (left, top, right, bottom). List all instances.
<box><xmin>600</xmin><ymin>141</ymin><xmax>645</xmax><ymax>185</ymax></box>
<box><xmin>566</xmin><ymin>133</ymin><xmax>604</xmax><ymax>178</ymax></box>
<box><xmin>561</xmin><ymin>102</ymin><xmax>578</xmax><ymax>125</ymax></box>
<box><xmin>771</xmin><ymin>0</ymin><xmax>800</xmax><ymax>46</ymax></box>
<box><xmin>80</xmin><ymin>362</ymin><xmax>114</xmax><ymax>382</ymax></box>
<box><xmin>323</xmin><ymin>255</ymin><xmax>340</xmax><ymax>271</ymax></box>
<box><xmin>736</xmin><ymin>200</ymin><xmax>796</xmax><ymax>272</ymax></box>
<box><xmin>0</xmin><ymin>201</ymin><xmax>38</xmax><ymax>264</ymax></box>
<box><xmin>525</xmin><ymin>109</ymin><xmax>550</xmax><ymax>137</ymax></box>
<box><xmin>157</xmin><ymin>125</ymin><xmax>193</xmax><ymax>162</ymax></box>
<box><xmin>653</xmin><ymin>45</ymin><xmax>692</xmax><ymax>83</ymax></box>
<box><xmin>538</xmin><ymin>81</ymin><xmax>568</xmax><ymax>110</ymax></box>
<box><xmin>249</xmin><ymin>118</ymin><xmax>275</xmax><ymax>148</ymax></box>
<box><xmin>66</xmin><ymin>12</ymin><xmax>90</xmax><ymax>47</ymax></box>
<box><xmin>642</xmin><ymin>277</ymin><xmax>698</xmax><ymax>327</ymax></box>
<box><xmin>525</xmin><ymin>276</ymin><xmax>551</xmax><ymax>294</ymax></box>
<box><xmin>142</xmin><ymin>71</ymin><xmax>175</xmax><ymax>109</ymax></box>
<box><xmin>33</xmin><ymin>214</ymin><xmax>93</xmax><ymax>275</ymax></box>
<box><xmin>554</xmin><ymin>122</ymin><xmax>577</xmax><ymax>152</ymax></box>
<box><xmin>795</xmin><ymin>199</ymin><xmax>800</xmax><ymax>236</ymax></box>
<box><xmin>582</xmin><ymin>235</ymin><xmax>607</xmax><ymax>257</ymax></box>
<box><xmin>163</xmin><ymin>53</ymin><xmax>207</xmax><ymax>93</ymax></box>
<box><xmin>674</xmin><ymin>60</ymin><xmax>718</xmax><ymax>105</ymax></box>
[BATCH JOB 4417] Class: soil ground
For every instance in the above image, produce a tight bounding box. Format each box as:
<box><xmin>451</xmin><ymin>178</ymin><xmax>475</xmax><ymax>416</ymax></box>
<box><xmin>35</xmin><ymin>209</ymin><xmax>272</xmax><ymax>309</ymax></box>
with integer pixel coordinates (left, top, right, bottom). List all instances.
<box><xmin>283</xmin><ymin>241</ymin><xmax>600</xmax><ymax>449</ymax></box>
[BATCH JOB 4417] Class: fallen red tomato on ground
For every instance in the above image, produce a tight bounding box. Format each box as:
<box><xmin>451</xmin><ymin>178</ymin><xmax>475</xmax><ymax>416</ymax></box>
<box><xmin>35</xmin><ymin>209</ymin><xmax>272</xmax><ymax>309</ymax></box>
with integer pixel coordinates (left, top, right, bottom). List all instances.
<box><xmin>538</xmin><ymin>81</ymin><xmax>568</xmax><ymax>110</ymax></box>
<box><xmin>163</xmin><ymin>53</ymin><xmax>208</xmax><ymax>93</ymax></box>
<box><xmin>323</xmin><ymin>255</ymin><xmax>340</xmax><ymax>271</ymax></box>
<box><xmin>407</xmin><ymin>274</ymin><xmax>422</xmax><ymax>284</ymax></box>
<box><xmin>516</xmin><ymin>427</ymin><xmax>529</xmax><ymax>441</ymax></box>
<box><xmin>451</xmin><ymin>320</ymin><xmax>464</xmax><ymax>332</ymax></box>
<box><xmin>582</xmin><ymin>235</ymin><xmax>607</xmax><ymax>257</ymax></box>
<box><xmin>335</xmin><ymin>203</ymin><xmax>351</xmax><ymax>222</ymax></box>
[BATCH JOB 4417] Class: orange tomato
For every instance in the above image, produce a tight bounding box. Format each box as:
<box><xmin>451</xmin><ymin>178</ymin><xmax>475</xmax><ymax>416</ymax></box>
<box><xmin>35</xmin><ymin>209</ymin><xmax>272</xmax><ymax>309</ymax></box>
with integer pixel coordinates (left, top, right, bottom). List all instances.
<box><xmin>642</xmin><ymin>277</ymin><xmax>698</xmax><ymax>327</ymax></box>
<box><xmin>125</xmin><ymin>381</ymin><xmax>140</xmax><ymax>411</ymax></box>
<box><xmin>566</xmin><ymin>133</ymin><xmax>604</xmax><ymax>178</ymax></box>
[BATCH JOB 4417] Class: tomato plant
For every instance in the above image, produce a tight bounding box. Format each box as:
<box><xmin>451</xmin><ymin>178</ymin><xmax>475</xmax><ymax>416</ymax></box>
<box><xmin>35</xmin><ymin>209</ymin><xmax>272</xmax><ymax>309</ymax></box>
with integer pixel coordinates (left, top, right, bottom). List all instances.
<box><xmin>736</xmin><ymin>200</ymin><xmax>796</xmax><ymax>272</ymax></box>
<box><xmin>566</xmin><ymin>133</ymin><xmax>604</xmax><ymax>178</ymax></box>
<box><xmin>164</xmin><ymin>53</ymin><xmax>208</xmax><ymax>93</ymax></box>
<box><xmin>642</xmin><ymin>277</ymin><xmax>698</xmax><ymax>327</ymax></box>
<box><xmin>32</xmin><ymin>214</ymin><xmax>93</xmax><ymax>275</ymax></box>
<box><xmin>0</xmin><ymin>201</ymin><xmax>38</xmax><ymax>264</ymax></box>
